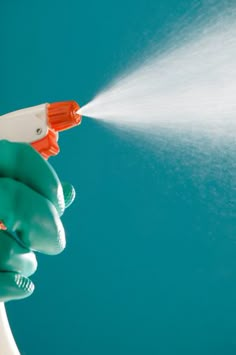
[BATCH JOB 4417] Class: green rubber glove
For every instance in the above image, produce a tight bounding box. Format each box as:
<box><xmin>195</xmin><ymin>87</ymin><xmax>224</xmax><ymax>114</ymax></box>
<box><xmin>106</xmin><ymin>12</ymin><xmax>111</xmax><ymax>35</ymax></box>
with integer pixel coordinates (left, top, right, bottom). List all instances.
<box><xmin>0</xmin><ymin>140</ymin><xmax>75</xmax><ymax>302</ymax></box>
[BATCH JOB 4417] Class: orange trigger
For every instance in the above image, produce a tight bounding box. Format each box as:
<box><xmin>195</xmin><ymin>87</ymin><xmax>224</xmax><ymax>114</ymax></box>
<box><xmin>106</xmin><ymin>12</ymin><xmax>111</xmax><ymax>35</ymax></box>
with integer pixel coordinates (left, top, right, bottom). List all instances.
<box><xmin>31</xmin><ymin>129</ymin><xmax>59</xmax><ymax>159</ymax></box>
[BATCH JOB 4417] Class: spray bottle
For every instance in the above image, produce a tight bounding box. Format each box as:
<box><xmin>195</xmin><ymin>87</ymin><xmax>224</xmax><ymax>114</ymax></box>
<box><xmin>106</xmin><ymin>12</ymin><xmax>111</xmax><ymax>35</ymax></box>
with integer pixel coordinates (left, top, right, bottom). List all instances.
<box><xmin>0</xmin><ymin>100</ymin><xmax>82</xmax><ymax>354</ymax></box>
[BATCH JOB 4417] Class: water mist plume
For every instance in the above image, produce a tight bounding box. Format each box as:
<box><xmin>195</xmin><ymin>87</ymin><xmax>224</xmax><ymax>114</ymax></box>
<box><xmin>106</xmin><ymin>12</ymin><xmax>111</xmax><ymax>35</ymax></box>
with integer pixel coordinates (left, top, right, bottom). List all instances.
<box><xmin>79</xmin><ymin>7</ymin><xmax>236</xmax><ymax>141</ymax></box>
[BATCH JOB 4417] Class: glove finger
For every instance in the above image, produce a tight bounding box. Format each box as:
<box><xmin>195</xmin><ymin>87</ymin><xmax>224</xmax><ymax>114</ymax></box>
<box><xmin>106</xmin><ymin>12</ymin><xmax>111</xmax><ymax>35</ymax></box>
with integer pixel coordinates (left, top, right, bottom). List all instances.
<box><xmin>0</xmin><ymin>140</ymin><xmax>65</xmax><ymax>216</ymax></box>
<box><xmin>62</xmin><ymin>182</ymin><xmax>76</xmax><ymax>208</ymax></box>
<box><xmin>0</xmin><ymin>272</ymin><xmax>34</xmax><ymax>302</ymax></box>
<box><xmin>0</xmin><ymin>178</ymin><xmax>65</xmax><ymax>255</ymax></box>
<box><xmin>0</xmin><ymin>231</ymin><xmax>37</xmax><ymax>277</ymax></box>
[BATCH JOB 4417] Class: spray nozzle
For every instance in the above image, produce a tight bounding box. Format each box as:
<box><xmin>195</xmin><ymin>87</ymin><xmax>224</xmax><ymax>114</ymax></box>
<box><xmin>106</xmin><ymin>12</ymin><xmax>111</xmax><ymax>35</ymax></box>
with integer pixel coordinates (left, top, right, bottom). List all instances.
<box><xmin>47</xmin><ymin>100</ymin><xmax>82</xmax><ymax>132</ymax></box>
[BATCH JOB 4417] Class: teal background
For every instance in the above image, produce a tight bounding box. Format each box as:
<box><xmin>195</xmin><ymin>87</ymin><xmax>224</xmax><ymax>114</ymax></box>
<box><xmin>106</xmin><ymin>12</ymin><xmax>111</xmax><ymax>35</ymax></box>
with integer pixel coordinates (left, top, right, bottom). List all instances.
<box><xmin>1</xmin><ymin>1</ymin><xmax>236</xmax><ymax>354</ymax></box>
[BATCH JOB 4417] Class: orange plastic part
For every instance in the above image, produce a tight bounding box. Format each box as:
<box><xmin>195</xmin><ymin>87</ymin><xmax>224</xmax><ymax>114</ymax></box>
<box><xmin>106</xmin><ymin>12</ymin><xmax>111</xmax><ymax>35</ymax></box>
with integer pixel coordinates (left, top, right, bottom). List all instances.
<box><xmin>0</xmin><ymin>221</ymin><xmax>7</xmax><ymax>230</ymax></box>
<box><xmin>31</xmin><ymin>129</ymin><xmax>60</xmax><ymax>159</ymax></box>
<box><xmin>47</xmin><ymin>100</ymin><xmax>82</xmax><ymax>132</ymax></box>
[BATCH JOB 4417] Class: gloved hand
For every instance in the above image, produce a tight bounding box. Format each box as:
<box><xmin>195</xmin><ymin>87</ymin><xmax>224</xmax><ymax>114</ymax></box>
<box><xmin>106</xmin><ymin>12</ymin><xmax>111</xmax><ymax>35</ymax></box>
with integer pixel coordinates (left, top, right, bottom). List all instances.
<box><xmin>0</xmin><ymin>140</ymin><xmax>75</xmax><ymax>302</ymax></box>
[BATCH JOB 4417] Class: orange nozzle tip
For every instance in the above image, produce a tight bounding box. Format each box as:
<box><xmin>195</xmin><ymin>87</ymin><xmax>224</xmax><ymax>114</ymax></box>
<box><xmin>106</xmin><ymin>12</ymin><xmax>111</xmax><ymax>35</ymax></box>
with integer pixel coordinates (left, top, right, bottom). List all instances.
<box><xmin>47</xmin><ymin>101</ymin><xmax>82</xmax><ymax>132</ymax></box>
